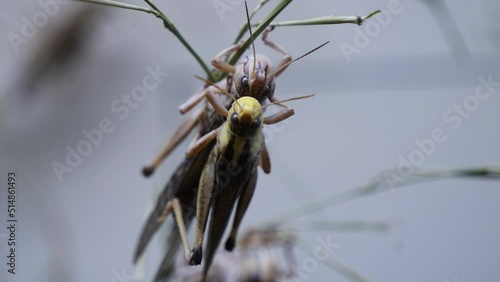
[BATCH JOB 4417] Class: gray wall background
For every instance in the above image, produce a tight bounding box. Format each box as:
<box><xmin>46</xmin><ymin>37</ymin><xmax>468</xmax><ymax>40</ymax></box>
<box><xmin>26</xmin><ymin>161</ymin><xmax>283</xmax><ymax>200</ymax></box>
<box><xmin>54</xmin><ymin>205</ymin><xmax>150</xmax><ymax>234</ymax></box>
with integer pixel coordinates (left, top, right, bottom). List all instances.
<box><xmin>0</xmin><ymin>0</ymin><xmax>499</xmax><ymax>282</ymax></box>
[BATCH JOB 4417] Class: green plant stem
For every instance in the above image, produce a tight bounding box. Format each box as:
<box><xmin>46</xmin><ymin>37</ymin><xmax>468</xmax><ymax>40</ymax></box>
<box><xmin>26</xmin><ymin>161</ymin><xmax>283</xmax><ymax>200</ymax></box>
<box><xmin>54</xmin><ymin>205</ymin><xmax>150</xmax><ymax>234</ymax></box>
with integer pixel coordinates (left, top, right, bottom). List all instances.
<box><xmin>228</xmin><ymin>0</ymin><xmax>291</xmax><ymax>65</ymax></box>
<box><xmin>143</xmin><ymin>0</ymin><xmax>214</xmax><ymax>81</ymax></box>
<box><xmin>213</xmin><ymin>0</ymin><xmax>293</xmax><ymax>81</ymax></box>
<box><xmin>75</xmin><ymin>0</ymin><xmax>213</xmax><ymax>80</ymax></box>
<box><xmin>252</xmin><ymin>10</ymin><xmax>381</xmax><ymax>27</ymax></box>
<box><xmin>232</xmin><ymin>0</ymin><xmax>270</xmax><ymax>44</ymax></box>
<box><xmin>73</xmin><ymin>0</ymin><xmax>159</xmax><ymax>16</ymax></box>
<box><xmin>297</xmin><ymin>237</ymin><xmax>371</xmax><ymax>282</ymax></box>
<box><xmin>263</xmin><ymin>165</ymin><xmax>500</xmax><ymax>228</ymax></box>
<box><xmin>298</xmin><ymin>220</ymin><xmax>391</xmax><ymax>233</ymax></box>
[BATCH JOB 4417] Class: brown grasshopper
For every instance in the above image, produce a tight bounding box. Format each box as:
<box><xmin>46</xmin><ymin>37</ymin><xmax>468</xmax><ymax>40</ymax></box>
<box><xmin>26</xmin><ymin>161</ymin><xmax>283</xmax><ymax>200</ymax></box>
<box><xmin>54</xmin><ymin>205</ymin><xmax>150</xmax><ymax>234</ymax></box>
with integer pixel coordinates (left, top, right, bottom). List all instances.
<box><xmin>134</xmin><ymin>3</ymin><xmax>327</xmax><ymax>280</ymax></box>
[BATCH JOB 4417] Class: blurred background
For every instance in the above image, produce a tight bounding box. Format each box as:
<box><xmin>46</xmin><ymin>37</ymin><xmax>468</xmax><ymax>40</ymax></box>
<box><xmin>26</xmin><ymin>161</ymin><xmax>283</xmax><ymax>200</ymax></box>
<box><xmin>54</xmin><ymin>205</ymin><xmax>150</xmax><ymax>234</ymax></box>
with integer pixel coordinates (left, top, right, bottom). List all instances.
<box><xmin>0</xmin><ymin>0</ymin><xmax>499</xmax><ymax>281</ymax></box>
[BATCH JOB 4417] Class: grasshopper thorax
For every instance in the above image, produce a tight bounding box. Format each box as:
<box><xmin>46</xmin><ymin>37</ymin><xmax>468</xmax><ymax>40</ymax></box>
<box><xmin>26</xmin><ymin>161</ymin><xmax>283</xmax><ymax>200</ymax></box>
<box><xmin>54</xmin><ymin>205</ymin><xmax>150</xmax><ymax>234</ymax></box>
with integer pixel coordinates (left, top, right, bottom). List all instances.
<box><xmin>227</xmin><ymin>96</ymin><xmax>263</xmax><ymax>137</ymax></box>
<box><xmin>233</xmin><ymin>55</ymin><xmax>276</xmax><ymax>103</ymax></box>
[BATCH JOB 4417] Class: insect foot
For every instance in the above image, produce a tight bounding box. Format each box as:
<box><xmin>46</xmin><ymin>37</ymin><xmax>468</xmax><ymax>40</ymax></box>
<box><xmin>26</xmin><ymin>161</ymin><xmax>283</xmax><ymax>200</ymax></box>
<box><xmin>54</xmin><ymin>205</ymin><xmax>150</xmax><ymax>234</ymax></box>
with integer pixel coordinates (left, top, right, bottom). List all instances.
<box><xmin>188</xmin><ymin>246</ymin><xmax>203</xmax><ymax>265</ymax></box>
<box><xmin>142</xmin><ymin>166</ymin><xmax>154</xmax><ymax>177</ymax></box>
<box><xmin>225</xmin><ymin>237</ymin><xmax>235</xmax><ymax>251</ymax></box>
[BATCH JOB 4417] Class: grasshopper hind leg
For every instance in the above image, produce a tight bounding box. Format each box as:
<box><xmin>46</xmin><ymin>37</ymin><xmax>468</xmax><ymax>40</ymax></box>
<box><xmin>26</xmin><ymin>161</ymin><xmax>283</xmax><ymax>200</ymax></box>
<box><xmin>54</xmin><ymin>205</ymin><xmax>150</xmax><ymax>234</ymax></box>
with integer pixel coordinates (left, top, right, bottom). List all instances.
<box><xmin>188</xmin><ymin>151</ymin><xmax>217</xmax><ymax>266</ymax></box>
<box><xmin>170</xmin><ymin>198</ymin><xmax>192</xmax><ymax>261</ymax></box>
<box><xmin>225</xmin><ymin>170</ymin><xmax>258</xmax><ymax>251</ymax></box>
<box><xmin>200</xmin><ymin>167</ymin><xmax>248</xmax><ymax>280</ymax></box>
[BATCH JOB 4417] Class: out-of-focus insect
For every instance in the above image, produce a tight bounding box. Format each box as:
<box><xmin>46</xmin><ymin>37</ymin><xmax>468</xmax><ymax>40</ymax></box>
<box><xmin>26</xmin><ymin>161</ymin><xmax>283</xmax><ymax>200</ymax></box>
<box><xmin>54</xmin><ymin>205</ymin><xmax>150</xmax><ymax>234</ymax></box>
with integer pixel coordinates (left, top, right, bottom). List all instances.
<box><xmin>183</xmin><ymin>87</ymin><xmax>314</xmax><ymax>281</ymax></box>
<box><xmin>174</xmin><ymin>226</ymin><xmax>297</xmax><ymax>282</ymax></box>
<box><xmin>16</xmin><ymin>6</ymin><xmax>103</xmax><ymax>95</ymax></box>
<box><xmin>174</xmin><ymin>218</ymin><xmax>390</xmax><ymax>282</ymax></box>
<box><xmin>133</xmin><ymin>3</ymin><xmax>328</xmax><ymax>280</ymax></box>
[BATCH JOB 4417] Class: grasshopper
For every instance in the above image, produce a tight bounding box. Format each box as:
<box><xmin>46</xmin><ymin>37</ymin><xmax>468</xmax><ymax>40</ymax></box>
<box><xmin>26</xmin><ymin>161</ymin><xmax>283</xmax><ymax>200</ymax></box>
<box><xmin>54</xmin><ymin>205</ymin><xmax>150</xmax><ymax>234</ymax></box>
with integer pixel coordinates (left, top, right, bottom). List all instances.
<box><xmin>134</xmin><ymin>3</ymin><xmax>327</xmax><ymax>280</ymax></box>
<box><xmin>184</xmin><ymin>90</ymin><xmax>314</xmax><ymax>281</ymax></box>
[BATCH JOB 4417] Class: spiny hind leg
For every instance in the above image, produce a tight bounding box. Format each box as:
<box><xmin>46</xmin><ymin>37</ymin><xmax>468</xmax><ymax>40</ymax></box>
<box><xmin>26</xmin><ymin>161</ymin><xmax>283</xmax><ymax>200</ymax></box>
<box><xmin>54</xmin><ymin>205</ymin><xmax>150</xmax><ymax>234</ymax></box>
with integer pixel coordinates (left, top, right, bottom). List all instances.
<box><xmin>156</xmin><ymin>198</ymin><xmax>190</xmax><ymax>260</ymax></box>
<box><xmin>142</xmin><ymin>107</ymin><xmax>204</xmax><ymax>177</ymax></box>
<box><xmin>188</xmin><ymin>152</ymin><xmax>216</xmax><ymax>265</ymax></box>
<box><xmin>169</xmin><ymin>198</ymin><xmax>192</xmax><ymax>261</ymax></box>
<box><xmin>225</xmin><ymin>171</ymin><xmax>258</xmax><ymax>251</ymax></box>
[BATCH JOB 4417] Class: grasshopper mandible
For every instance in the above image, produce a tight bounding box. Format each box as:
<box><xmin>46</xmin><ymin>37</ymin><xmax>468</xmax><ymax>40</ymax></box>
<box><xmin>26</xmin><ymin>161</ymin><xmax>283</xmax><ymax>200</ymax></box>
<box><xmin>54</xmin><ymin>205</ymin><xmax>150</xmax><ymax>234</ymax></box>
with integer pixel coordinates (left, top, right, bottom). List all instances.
<box><xmin>184</xmin><ymin>88</ymin><xmax>314</xmax><ymax>281</ymax></box>
<box><xmin>134</xmin><ymin>3</ymin><xmax>328</xmax><ymax>280</ymax></box>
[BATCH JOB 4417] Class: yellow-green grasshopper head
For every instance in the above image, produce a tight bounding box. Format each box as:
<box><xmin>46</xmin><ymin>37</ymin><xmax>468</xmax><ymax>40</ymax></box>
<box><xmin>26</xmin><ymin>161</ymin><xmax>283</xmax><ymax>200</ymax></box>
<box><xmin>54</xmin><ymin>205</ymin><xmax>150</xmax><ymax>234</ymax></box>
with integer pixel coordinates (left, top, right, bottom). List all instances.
<box><xmin>227</xmin><ymin>96</ymin><xmax>264</xmax><ymax>138</ymax></box>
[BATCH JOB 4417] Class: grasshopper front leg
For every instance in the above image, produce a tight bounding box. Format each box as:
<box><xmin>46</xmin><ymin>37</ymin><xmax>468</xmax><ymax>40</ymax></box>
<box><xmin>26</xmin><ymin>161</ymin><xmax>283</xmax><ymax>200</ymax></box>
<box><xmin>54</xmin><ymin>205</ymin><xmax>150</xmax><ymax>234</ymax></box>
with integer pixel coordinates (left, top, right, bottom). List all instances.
<box><xmin>186</xmin><ymin>126</ymin><xmax>220</xmax><ymax>158</ymax></box>
<box><xmin>262</xmin><ymin>27</ymin><xmax>292</xmax><ymax>78</ymax></box>
<box><xmin>263</xmin><ymin>99</ymin><xmax>294</xmax><ymax>125</ymax></box>
<box><xmin>185</xmin><ymin>87</ymin><xmax>228</xmax><ymax>158</ymax></box>
<box><xmin>211</xmin><ymin>42</ymin><xmax>244</xmax><ymax>74</ymax></box>
<box><xmin>261</xmin><ymin>28</ymin><xmax>295</xmax><ymax>123</ymax></box>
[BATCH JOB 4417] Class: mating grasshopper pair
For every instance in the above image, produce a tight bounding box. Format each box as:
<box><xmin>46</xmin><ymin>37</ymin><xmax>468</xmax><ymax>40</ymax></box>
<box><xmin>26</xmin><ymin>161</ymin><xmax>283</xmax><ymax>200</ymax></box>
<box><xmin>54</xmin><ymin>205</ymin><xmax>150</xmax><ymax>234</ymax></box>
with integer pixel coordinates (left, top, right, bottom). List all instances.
<box><xmin>134</xmin><ymin>4</ymin><xmax>327</xmax><ymax>281</ymax></box>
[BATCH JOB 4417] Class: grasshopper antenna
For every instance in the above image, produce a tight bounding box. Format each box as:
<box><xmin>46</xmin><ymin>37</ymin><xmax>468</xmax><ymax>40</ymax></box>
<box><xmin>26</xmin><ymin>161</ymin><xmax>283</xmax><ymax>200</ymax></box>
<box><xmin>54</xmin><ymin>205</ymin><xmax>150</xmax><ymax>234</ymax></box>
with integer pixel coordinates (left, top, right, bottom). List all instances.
<box><xmin>244</xmin><ymin>1</ymin><xmax>257</xmax><ymax>80</ymax></box>
<box><xmin>262</xmin><ymin>94</ymin><xmax>316</xmax><ymax>110</ymax></box>
<box><xmin>266</xmin><ymin>41</ymin><xmax>330</xmax><ymax>83</ymax></box>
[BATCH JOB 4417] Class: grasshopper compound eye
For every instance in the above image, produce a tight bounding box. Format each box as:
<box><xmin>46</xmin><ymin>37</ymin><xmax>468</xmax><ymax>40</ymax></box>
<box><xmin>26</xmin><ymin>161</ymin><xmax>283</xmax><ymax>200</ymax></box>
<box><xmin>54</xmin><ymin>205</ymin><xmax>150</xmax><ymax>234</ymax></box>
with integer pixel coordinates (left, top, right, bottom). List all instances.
<box><xmin>262</xmin><ymin>83</ymin><xmax>273</xmax><ymax>98</ymax></box>
<box><xmin>251</xmin><ymin>118</ymin><xmax>261</xmax><ymax>130</ymax></box>
<box><xmin>240</xmin><ymin>76</ymin><xmax>249</xmax><ymax>89</ymax></box>
<box><xmin>231</xmin><ymin>112</ymin><xmax>239</xmax><ymax>124</ymax></box>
